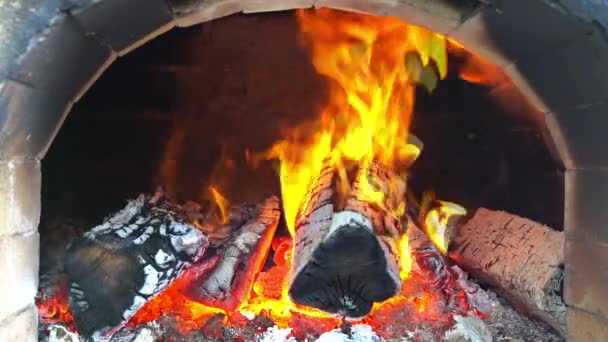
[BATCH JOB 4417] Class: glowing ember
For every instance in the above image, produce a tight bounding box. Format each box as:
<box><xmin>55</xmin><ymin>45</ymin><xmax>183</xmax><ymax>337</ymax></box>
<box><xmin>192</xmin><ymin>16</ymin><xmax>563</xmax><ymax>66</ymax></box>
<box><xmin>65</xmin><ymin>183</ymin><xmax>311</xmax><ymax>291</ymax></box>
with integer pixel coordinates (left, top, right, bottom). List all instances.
<box><xmin>37</xmin><ymin>277</ymin><xmax>76</xmax><ymax>332</ymax></box>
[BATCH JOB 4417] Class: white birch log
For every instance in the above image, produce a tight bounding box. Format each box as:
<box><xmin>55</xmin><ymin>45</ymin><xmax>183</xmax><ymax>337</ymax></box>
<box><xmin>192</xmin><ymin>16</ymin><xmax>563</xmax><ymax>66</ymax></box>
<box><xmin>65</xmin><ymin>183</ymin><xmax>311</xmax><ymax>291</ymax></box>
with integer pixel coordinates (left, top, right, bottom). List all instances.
<box><xmin>288</xmin><ymin>160</ymin><xmax>405</xmax><ymax>318</ymax></box>
<box><xmin>449</xmin><ymin>208</ymin><xmax>566</xmax><ymax>335</ymax></box>
<box><xmin>191</xmin><ymin>196</ymin><xmax>281</xmax><ymax>311</ymax></box>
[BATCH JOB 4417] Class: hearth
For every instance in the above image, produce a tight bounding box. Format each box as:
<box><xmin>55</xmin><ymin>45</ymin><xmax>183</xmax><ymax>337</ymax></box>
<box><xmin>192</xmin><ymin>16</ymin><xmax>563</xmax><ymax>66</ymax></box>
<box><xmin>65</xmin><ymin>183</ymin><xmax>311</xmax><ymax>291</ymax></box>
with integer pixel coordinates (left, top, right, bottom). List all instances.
<box><xmin>2</xmin><ymin>1</ymin><xmax>608</xmax><ymax>342</ymax></box>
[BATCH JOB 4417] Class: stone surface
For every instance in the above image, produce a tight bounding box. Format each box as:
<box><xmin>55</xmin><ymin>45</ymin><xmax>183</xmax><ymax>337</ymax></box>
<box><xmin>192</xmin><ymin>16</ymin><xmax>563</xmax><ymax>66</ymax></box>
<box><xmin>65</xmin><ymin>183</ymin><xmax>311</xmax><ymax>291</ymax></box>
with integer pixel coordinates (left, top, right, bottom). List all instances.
<box><xmin>543</xmin><ymin>0</ymin><xmax>608</xmax><ymax>29</ymax></box>
<box><xmin>0</xmin><ymin>305</ymin><xmax>37</xmax><ymax>342</ymax></box>
<box><xmin>482</xmin><ymin>0</ymin><xmax>590</xmax><ymax>63</ymax></box>
<box><xmin>545</xmin><ymin>102</ymin><xmax>608</xmax><ymax>169</ymax></box>
<box><xmin>0</xmin><ymin>160</ymin><xmax>41</xmax><ymax>236</ymax></box>
<box><xmin>565</xmin><ymin>241</ymin><xmax>608</xmax><ymax>319</ymax></box>
<box><xmin>172</xmin><ymin>0</ymin><xmax>244</xmax><ymax>26</ymax></box>
<box><xmin>0</xmin><ymin>80</ymin><xmax>72</xmax><ymax>159</ymax></box>
<box><xmin>513</xmin><ymin>23</ymin><xmax>608</xmax><ymax>112</ymax></box>
<box><xmin>12</xmin><ymin>15</ymin><xmax>114</xmax><ymax>102</ymax></box>
<box><xmin>565</xmin><ymin>169</ymin><xmax>608</xmax><ymax>243</ymax></box>
<box><xmin>315</xmin><ymin>0</ymin><xmax>466</xmax><ymax>34</ymax></box>
<box><xmin>0</xmin><ymin>0</ymin><xmax>100</xmax><ymax>78</ymax></box>
<box><xmin>448</xmin><ymin>8</ymin><xmax>514</xmax><ymax>69</ymax></box>
<box><xmin>567</xmin><ymin>306</ymin><xmax>608</xmax><ymax>342</ymax></box>
<box><xmin>74</xmin><ymin>0</ymin><xmax>175</xmax><ymax>55</ymax></box>
<box><xmin>0</xmin><ymin>232</ymin><xmax>39</xmax><ymax>322</ymax></box>
<box><xmin>243</xmin><ymin>0</ymin><xmax>313</xmax><ymax>13</ymax></box>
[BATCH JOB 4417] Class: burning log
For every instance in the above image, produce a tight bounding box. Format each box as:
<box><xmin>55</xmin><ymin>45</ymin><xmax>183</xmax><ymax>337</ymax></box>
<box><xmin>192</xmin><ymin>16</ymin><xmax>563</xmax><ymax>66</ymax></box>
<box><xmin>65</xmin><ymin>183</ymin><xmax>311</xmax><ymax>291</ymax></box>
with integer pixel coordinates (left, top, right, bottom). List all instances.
<box><xmin>449</xmin><ymin>208</ymin><xmax>566</xmax><ymax>335</ymax></box>
<box><xmin>63</xmin><ymin>191</ymin><xmax>209</xmax><ymax>340</ymax></box>
<box><xmin>404</xmin><ymin>218</ymin><xmax>450</xmax><ymax>289</ymax></box>
<box><xmin>288</xmin><ymin>160</ymin><xmax>405</xmax><ymax>318</ymax></box>
<box><xmin>188</xmin><ymin>196</ymin><xmax>281</xmax><ymax>311</ymax></box>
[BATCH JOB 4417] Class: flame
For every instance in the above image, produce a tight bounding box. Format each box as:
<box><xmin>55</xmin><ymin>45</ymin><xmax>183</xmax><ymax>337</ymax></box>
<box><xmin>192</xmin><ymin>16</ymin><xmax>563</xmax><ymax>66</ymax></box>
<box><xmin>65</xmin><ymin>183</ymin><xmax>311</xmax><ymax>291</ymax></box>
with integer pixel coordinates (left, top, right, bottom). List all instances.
<box><xmin>421</xmin><ymin>192</ymin><xmax>467</xmax><ymax>254</ymax></box>
<box><xmin>39</xmin><ymin>10</ymin><xmax>482</xmax><ymax>338</ymax></box>
<box><xmin>238</xmin><ymin>237</ymin><xmax>339</xmax><ymax>327</ymax></box>
<box><xmin>263</xmin><ymin>9</ymin><xmax>447</xmax><ymax>236</ymax></box>
<box><xmin>208</xmin><ymin>185</ymin><xmax>230</xmax><ymax>224</ymax></box>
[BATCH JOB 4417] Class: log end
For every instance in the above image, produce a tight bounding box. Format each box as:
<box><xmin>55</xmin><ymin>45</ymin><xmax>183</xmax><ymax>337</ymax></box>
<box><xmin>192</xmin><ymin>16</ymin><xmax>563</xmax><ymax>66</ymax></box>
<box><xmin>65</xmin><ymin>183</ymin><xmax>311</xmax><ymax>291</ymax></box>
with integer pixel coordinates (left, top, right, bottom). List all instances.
<box><xmin>289</xmin><ymin>218</ymin><xmax>400</xmax><ymax>319</ymax></box>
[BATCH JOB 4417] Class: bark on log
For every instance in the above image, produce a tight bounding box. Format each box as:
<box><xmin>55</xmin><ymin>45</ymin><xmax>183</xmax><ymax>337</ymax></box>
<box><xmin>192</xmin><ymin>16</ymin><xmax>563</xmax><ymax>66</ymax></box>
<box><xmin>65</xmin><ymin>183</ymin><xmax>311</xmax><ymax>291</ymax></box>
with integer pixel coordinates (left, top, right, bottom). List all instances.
<box><xmin>288</xmin><ymin>160</ymin><xmax>404</xmax><ymax>318</ymax></box>
<box><xmin>189</xmin><ymin>196</ymin><xmax>281</xmax><ymax>311</ymax></box>
<box><xmin>449</xmin><ymin>208</ymin><xmax>566</xmax><ymax>335</ymax></box>
<box><xmin>63</xmin><ymin>191</ymin><xmax>209</xmax><ymax>340</ymax></box>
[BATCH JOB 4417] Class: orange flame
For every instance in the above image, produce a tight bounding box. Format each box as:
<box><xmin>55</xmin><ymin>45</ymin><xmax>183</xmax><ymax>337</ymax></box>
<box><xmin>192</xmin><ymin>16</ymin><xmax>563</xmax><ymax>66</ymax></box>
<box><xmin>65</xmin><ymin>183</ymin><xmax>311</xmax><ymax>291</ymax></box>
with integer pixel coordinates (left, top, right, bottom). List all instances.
<box><xmin>263</xmin><ymin>9</ymin><xmax>447</xmax><ymax>237</ymax></box>
<box><xmin>208</xmin><ymin>185</ymin><xmax>230</xmax><ymax>224</ymax></box>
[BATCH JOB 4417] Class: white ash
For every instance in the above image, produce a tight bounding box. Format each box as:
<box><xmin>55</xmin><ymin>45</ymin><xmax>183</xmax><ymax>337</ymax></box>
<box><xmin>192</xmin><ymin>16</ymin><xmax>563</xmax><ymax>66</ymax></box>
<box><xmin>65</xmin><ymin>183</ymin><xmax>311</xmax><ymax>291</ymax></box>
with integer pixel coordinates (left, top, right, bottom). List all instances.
<box><xmin>457</xmin><ymin>267</ymin><xmax>564</xmax><ymax>342</ymax></box>
<box><xmin>444</xmin><ymin>315</ymin><xmax>492</xmax><ymax>342</ymax></box>
<box><xmin>256</xmin><ymin>326</ymin><xmax>296</xmax><ymax>342</ymax></box>
<box><xmin>47</xmin><ymin>325</ymin><xmax>80</xmax><ymax>342</ymax></box>
<box><xmin>316</xmin><ymin>324</ymin><xmax>384</xmax><ymax>342</ymax></box>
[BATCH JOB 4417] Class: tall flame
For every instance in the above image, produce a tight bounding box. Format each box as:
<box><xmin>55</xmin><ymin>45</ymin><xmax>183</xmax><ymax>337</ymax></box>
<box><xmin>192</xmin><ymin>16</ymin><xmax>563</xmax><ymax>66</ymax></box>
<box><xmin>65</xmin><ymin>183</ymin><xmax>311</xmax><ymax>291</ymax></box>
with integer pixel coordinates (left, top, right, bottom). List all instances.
<box><xmin>264</xmin><ymin>9</ymin><xmax>447</xmax><ymax>235</ymax></box>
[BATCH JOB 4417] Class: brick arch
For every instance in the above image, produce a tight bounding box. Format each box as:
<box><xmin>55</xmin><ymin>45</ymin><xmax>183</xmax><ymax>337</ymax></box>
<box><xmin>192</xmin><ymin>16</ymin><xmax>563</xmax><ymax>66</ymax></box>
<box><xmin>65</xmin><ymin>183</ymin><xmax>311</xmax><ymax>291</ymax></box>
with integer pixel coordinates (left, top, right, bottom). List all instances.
<box><xmin>1</xmin><ymin>0</ymin><xmax>607</xmax><ymax>340</ymax></box>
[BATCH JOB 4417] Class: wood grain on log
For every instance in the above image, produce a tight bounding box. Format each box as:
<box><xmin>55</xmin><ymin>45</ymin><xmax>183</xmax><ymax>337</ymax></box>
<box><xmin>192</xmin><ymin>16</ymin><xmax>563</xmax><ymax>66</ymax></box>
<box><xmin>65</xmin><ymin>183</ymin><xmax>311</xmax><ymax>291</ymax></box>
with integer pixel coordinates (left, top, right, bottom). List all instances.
<box><xmin>189</xmin><ymin>196</ymin><xmax>281</xmax><ymax>311</ymax></box>
<box><xmin>288</xmin><ymin>161</ymin><xmax>404</xmax><ymax>318</ymax></box>
<box><xmin>63</xmin><ymin>191</ymin><xmax>209</xmax><ymax>339</ymax></box>
<box><xmin>449</xmin><ymin>208</ymin><xmax>566</xmax><ymax>335</ymax></box>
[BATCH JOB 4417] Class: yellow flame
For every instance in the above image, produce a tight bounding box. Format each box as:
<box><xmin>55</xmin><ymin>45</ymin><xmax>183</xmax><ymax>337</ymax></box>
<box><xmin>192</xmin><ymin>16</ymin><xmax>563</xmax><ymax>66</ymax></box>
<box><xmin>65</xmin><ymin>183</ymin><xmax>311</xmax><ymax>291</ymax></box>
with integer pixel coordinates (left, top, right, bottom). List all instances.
<box><xmin>399</xmin><ymin>234</ymin><xmax>413</xmax><ymax>279</ymax></box>
<box><xmin>423</xmin><ymin>200</ymin><xmax>466</xmax><ymax>254</ymax></box>
<box><xmin>264</xmin><ymin>9</ymin><xmax>447</xmax><ymax>236</ymax></box>
<box><xmin>208</xmin><ymin>186</ymin><xmax>230</xmax><ymax>224</ymax></box>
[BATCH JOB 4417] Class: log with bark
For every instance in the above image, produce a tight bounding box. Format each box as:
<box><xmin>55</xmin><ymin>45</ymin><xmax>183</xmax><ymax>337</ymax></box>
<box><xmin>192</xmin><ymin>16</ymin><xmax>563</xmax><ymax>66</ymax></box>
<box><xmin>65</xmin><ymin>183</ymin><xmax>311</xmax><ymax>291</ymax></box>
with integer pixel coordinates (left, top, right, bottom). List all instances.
<box><xmin>63</xmin><ymin>191</ymin><xmax>209</xmax><ymax>340</ymax></box>
<box><xmin>288</xmin><ymin>160</ymin><xmax>406</xmax><ymax>318</ymax></box>
<box><xmin>449</xmin><ymin>208</ymin><xmax>566</xmax><ymax>335</ymax></box>
<box><xmin>187</xmin><ymin>196</ymin><xmax>281</xmax><ymax>311</ymax></box>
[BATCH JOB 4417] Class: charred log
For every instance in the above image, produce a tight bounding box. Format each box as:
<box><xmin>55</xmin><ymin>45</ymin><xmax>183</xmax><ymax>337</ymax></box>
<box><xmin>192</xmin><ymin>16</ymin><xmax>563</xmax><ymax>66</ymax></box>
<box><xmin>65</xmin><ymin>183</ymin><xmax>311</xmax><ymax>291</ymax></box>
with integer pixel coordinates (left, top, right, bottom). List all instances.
<box><xmin>288</xmin><ymin>161</ymin><xmax>405</xmax><ymax>318</ymax></box>
<box><xmin>188</xmin><ymin>196</ymin><xmax>281</xmax><ymax>311</ymax></box>
<box><xmin>63</xmin><ymin>191</ymin><xmax>208</xmax><ymax>340</ymax></box>
<box><xmin>449</xmin><ymin>208</ymin><xmax>566</xmax><ymax>335</ymax></box>
<box><xmin>404</xmin><ymin>217</ymin><xmax>449</xmax><ymax>288</ymax></box>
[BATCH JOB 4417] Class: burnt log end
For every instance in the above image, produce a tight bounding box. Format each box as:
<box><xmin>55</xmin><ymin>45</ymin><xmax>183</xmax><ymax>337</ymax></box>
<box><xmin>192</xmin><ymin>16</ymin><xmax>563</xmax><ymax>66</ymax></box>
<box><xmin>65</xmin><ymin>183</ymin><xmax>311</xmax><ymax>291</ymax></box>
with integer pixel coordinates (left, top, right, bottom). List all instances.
<box><xmin>289</xmin><ymin>215</ymin><xmax>399</xmax><ymax>318</ymax></box>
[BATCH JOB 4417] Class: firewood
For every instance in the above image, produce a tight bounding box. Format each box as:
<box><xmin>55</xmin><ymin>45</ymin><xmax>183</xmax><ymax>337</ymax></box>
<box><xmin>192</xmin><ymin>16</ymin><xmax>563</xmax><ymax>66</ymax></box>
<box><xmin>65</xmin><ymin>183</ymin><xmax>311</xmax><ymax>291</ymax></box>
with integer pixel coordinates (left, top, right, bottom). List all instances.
<box><xmin>404</xmin><ymin>217</ymin><xmax>449</xmax><ymax>288</ymax></box>
<box><xmin>63</xmin><ymin>191</ymin><xmax>209</xmax><ymax>340</ymax></box>
<box><xmin>288</xmin><ymin>160</ymin><xmax>405</xmax><ymax>318</ymax></box>
<box><xmin>188</xmin><ymin>196</ymin><xmax>281</xmax><ymax>311</ymax></box>
<box><xmin>449</xmin><ymin>208</ymin><xmax>566</xmax><ymax>335</ymax></box>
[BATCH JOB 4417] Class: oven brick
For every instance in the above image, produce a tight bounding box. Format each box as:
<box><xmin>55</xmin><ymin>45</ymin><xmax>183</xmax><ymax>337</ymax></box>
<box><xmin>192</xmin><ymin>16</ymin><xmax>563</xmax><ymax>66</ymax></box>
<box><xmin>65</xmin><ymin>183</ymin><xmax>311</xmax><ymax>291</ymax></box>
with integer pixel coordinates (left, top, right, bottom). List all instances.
<box><xmin>469</xmin><ymin>1</ymin><xmax>588</xmax><ymax>63</ymax></box>
<box><xmin>0</xmin><ymin>160</ymin><xmax>41</xmax><ymax>236</ymax></box>
<box><xmin>565</xmin><ymin>241</ymin><xmax>608</xmax><ymax>319</ymax></box>
<box><xmin>0</xmin><ymin>80</ymin><xmax>72</xmax><ymax>159</ymax></box>
<box><xmin>73</xmin><ymin>0</ymin><xmax>175</xmax><ymax>55</ymax></box>
<box><xmin>448</xmin><ymin>8</ymin><xmax>513</xmax><ymax>70</ymax></box>
<box><xmin>546</xmin><ymin>102</ymin><xmax>608</xmax><ymax>169</ymax></box>
<box><xmin>243</xmin><ymin>0</ymin><xmax>312</xmax><ymax>13</ymax></box>
<box><xmin>172</xmin><ymin>0</ymin><xmax>244</xmax><ymax>27</ymax></box>
<box><xmin>567</xmin><ymin>306</ymin><xmax>608</xmax><ymax>342</ymax></box>
<box><xmin>12</xmin><ymin>15</ymin><xmax>114</xmax><ymax>103</ymax></box>
<box><xmin>565</xmin><ymin>169</ymin><xmax>608</xmax><ymax>243</ymax></box>
<box><xmin>513</xmin><ymin>23</ymin><xmax>608</xmax><ymax>113</ymax></box>
<box><xmin>0</xmin><ymin>233</ymin><xmax>39</xmax><ymax>323</ymax></box>
<box><xmin>315</xmin><ymin>0</ymin><xmax>463</xmax><ymax>34</ymax></box>
<box><xmin>0</xmin><ymin>305</ymin><xmax>37</xmax><ymax>342</ymax></box>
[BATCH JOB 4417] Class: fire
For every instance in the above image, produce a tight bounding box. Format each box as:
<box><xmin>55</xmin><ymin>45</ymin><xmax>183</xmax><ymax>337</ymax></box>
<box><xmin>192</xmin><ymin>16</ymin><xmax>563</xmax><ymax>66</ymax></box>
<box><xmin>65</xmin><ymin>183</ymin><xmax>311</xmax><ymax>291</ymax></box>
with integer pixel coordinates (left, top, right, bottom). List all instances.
<box><xmin>38</xmin><ymin>9</ymin><xmax>482</xmax><ymax>339</ymax></box>
<box><xmin>238</xmin><ymin>237</ymin><xmax>339</xmax><ymax>327</ymax></box>
<box><xmin>263</xmin><ymin>8</ymin><xmax>447</xmax><ymax>237</ymax></box>
<box><xmin>208</xmin><ymin>185</ymin><xmax>230</xmax><ymax>224</ymax></box>
<box><xmin>420</xmin><ymin>191</ymin><xmax>467</xmax><ymax>254</ymax></box>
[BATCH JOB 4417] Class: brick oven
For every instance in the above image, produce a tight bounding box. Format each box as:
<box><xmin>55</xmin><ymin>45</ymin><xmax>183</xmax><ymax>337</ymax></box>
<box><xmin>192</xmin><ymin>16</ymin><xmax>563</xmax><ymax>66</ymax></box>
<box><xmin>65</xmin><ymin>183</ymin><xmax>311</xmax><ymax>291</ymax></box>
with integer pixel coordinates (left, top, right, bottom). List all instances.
<box><xmin>1</xmin><ymin>0</ymin><xmax>608</xmax><ymax>341</ymax></box>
